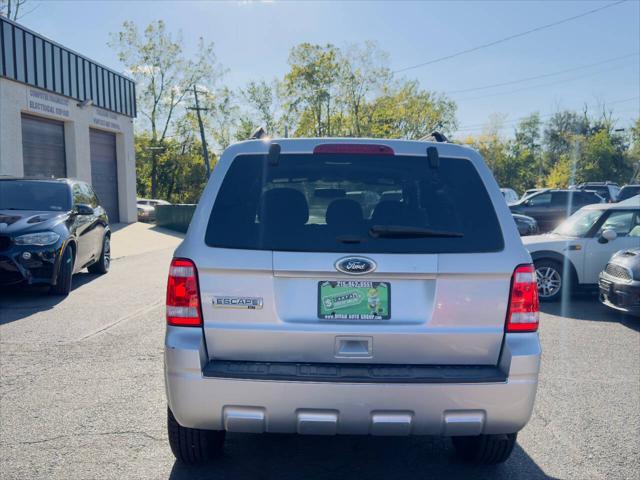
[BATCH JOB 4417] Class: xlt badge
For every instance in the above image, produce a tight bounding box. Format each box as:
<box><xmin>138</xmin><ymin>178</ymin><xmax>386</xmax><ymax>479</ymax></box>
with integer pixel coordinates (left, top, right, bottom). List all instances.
<box><xmin>212</xmin><ymin>296</ymin><xmax>263</xmax><ymax>309</ymax></box>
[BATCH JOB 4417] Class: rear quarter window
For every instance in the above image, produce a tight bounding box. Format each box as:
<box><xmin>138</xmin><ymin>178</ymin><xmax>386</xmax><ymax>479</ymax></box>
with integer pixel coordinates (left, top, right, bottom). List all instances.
<box><xmin>205</xmin><ymin>153</ymin><xmax>504</xmax><ymax>254</ymax></box>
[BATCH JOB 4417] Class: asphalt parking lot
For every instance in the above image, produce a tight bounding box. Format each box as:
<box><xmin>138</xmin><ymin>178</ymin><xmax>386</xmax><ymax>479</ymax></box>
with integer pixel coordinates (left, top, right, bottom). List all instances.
<box><xmin>1</xmin><ymin>229</ymin><xmax>639</xmax><ymax>480</ymax></box>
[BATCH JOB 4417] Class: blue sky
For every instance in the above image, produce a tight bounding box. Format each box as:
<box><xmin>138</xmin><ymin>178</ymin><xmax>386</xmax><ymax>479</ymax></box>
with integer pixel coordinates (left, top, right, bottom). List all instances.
<box><xmin>16</xmin><ymin>0</ymin><xmax>640</xmax><ymax>136</ymax></box>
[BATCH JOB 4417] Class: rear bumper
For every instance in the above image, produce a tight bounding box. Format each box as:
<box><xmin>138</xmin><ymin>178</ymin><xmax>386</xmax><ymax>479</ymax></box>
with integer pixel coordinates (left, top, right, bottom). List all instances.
<box><xmin>165</xmin><ymin>328</ymin><xmax>541</xmax><ymax>436</ymax></box>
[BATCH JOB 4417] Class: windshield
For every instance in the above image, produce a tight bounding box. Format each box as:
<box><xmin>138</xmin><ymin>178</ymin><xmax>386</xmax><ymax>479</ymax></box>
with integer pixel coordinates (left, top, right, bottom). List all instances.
<box><xmin>553</xmin><ymin>208</ymin><xmax>603</xmax><ymax>237</ymax></box>
<box><xmin>0</xmin><ymin>181</ymin><xmax>71</xmax><ymax>211</ymax></box>
<box><xmin>206</xmin><ymin>153</ymin><xmax>504</xmax><ymax>253</ymax></box>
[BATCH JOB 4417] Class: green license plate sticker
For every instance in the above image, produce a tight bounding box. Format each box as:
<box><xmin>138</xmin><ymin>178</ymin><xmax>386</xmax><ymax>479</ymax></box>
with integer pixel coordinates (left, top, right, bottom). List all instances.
<box><xmin>318</xmin><ymin>281</ymin><xmax>390</xmax><ymax>320</ymax></box>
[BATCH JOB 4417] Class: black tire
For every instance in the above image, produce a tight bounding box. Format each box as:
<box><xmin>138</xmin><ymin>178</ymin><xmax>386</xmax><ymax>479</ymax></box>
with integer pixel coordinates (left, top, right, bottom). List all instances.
<box><xmin>88</xmin><ymin>234</ymin><xmax>110</xmax><ymax>274</ymax></box>
<box><xmin>534</xmin><ymin>259</ymin><xmax>564</xmax><ymax>303</ymax></box>
<box><xmin>452</xmin><ymin>433</ymin><xmax>517</xmax><ymax>465</ymax></box>
<box><xmin>50</xmin><ymin>245</ymin><xmax>74</xmax><ymax>296</ymax></box>
<box><xmin>167</xmin><ymin>407</ymin><xmax>225</xmax><ymax>465</ymax></box>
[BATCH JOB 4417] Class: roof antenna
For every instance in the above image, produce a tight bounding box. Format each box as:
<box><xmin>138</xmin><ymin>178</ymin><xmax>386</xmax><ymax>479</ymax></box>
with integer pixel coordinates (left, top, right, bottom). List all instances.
<box><xmin>427</xmin><ymin>146</ymin><xmax>439</xmax><ymax>169</ymax></box>
<box><xmin>268</xmin><ymin>143</ymin><xmax>281</xmax><ymax>166</ymax></box>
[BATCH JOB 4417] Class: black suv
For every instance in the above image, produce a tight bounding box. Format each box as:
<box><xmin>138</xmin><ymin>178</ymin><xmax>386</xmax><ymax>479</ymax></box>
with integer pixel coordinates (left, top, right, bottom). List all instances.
<box><xmin>575</xmin><ymin>182</ymin><xmax>620</xmax><ymax>203</ymax></box>
<box><xmin>509</xmin><ymin>188</ymin><xmax>604</xmax><ymax>232</ymax></box>
<box><xmin>618</xmin><ymin>185</ymin><xmax>640</xmax><ymax>202</ymax></box>
<box><xmin>0</xmin><ymin>178</ymin><xmax>111</xmax><ymax>295</ymax></box>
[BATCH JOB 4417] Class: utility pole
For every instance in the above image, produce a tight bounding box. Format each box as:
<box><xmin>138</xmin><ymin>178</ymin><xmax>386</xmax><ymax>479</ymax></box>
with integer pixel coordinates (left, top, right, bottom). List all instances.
<box><xmin>187</xmin><ymin>86</ymin><xmax>211</xmax><ymax>178</ymax></box>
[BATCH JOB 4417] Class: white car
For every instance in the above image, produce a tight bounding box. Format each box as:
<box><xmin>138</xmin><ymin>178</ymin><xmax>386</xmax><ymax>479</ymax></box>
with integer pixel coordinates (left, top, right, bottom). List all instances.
<box><xmin>500</xmin><ymin>188</ymin><xmax>519</xmax><ymax>204</ymax></box>
<box><xmin>524</xmin><ymin>196</ymin><xmax>640</xmax><ymax>301</ymax></box>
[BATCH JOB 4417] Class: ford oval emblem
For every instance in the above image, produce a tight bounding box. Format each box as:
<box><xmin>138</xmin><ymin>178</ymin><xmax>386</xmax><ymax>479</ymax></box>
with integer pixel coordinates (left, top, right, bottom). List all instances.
<box><xmin>335</xmin><ymin>256</ymin><xmax>377</xmax><ymax>275</ymax></box>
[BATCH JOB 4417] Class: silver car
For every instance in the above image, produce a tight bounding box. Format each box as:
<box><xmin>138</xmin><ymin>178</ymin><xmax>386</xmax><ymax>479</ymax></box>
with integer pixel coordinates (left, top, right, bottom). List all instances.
<box><xmin>164</xmin><ymin>139</ymin><xmax>541</xmax><ymax>465</ymax></box>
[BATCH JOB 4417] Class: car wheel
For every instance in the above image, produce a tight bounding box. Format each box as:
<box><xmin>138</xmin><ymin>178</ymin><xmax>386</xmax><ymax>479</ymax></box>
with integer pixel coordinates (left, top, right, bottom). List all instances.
<box><xmin>534</xmin><ymin>259</ymin><xmax>563</xmax><ymax>302</ymax></box>
<box><xmin>452</xmin><ymin>433</ymin><xmax>517</xmax><ymax>465</ymax></box>
<box><xmin>167</xmin><ymin>407</ymin><xmax>225</xmax><ymax>465</ymax></box>
<box><xmin>88</xmin><ymin>234</ymin><xmax>110</xmax><ymax>274</ymax></box>
<box><xmin>50</xmin><ymin>245</ymin><xmax>74</xmax><ymax>296</ymax></box>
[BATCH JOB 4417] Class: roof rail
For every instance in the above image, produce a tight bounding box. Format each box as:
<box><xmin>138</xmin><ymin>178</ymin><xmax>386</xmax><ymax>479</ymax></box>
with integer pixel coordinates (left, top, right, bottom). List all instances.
<box><xmin>420</xmin><ymin>131</ymin><xmax>449</xmax><ymax>143</ymax></box>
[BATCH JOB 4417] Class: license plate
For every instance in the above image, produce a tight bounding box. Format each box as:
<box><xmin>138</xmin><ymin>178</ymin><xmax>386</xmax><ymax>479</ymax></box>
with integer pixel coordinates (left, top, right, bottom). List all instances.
<box><xmin>318</xmin><ymin>281</ymin><xmax>390</xmax><ymax>320</ymax></box>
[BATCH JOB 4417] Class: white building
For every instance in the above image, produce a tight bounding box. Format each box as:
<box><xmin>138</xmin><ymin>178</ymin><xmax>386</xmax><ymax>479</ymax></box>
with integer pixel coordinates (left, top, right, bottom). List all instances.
<box><xmin>0</xmin><ymin>17</ymin><xmax>137</xmax><ymax>223</ymax></box>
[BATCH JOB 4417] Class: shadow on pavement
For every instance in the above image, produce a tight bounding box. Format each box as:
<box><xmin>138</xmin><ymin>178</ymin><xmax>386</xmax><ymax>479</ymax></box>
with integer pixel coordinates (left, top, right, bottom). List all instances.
<box><xmin>0</xmin><ymin>271</ymin><xmax>98</xmax><ymax>325</ymax></box>
<box><xmin>541</xmin><ymin>294</ymin><xmax>640</xmax><ymax>332</ymax></box>
<box><xmin>169</xmin><ymin>434</ymin><xmax>555</xmax><ymax>480</ymax></box>
<box><xmin>150</xmin><ymin>225</ymin><xmax>186</xmax><ymax>239</ymax></box>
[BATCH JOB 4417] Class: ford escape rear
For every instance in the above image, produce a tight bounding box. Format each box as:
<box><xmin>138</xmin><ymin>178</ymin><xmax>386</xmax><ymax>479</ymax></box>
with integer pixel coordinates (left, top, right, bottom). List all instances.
<box><xmin>164</xmin><ymin>139</ymin><xmax>541</xmax><ymax>465</ymax></box>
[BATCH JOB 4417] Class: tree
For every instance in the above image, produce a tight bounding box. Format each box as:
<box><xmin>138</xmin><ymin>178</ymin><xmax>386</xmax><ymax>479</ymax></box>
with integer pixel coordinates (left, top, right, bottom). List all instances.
<box><xmin>242</xmin><ymin>80</ymin><xmax>280</xmax><ymax>136</ymax></box>
<box><xmin>110</xmin><ymin>21</ymin><xmax>222</xmax><ymax>197</ymax></box>
<box><xmin>543</xmin><ymin>110</ymin><xmax>589</xmax><ymax>163</ymax></box>
<box><xmin>367</xmin><ymin>81</ymin><xmax>457</xmax><ymax>139</ymax></box>
<box><xmin>513</xmin><ymin>113</ymin><xmax>543</xmax><ymax>185</ymax></box>
<box><xmin>283</xmin><ymin>43</ymin><xmax>341</xmax><ymax>137</ymax></box>
<box><xmin>0</xmin><ymin>0</ymin><xmax>30</xmax><ymax>20</ymax></box>
<box><xmin>339</xmin><ymin>41</ymin><xmax>391</xmax><ymax>137</ymax></box>
<box><xmin>207</xmin><ymin>86</ymin><xmax>238</xmax><ymax>151</ymax></box>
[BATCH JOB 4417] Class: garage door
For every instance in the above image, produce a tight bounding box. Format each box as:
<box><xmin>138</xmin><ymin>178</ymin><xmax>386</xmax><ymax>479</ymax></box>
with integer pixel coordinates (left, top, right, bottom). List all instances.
<box><xmin>90</xmin><ymin>129</ymin><xmax>119</xmax><ymax>223</ymax></box>
<box><xmin>21</xmin><ymin>114</ymin><xmax>66</xmax><ymax>178</ymax></box>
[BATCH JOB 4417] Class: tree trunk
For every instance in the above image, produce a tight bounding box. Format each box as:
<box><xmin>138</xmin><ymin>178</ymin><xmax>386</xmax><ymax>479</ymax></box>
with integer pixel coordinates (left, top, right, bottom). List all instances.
<box><xmin>150</xmin><ymin>149</ymin><xmax>158</xmax><ymax>198</ymax></box>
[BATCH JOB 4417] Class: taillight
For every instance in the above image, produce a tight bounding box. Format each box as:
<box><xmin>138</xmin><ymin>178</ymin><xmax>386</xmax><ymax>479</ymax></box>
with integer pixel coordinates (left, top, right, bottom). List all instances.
<box><xmin>166</xmin><ymin>258</ymin><xmax>202</xmax><ymax>327</ymax></box>
<box><xmin>313</xmin><ymin>144</ymin><xmax>394</xmax><ymax>155</ymax></box>
<box><xmin>506</xmin><ymin>264</ymin><xmax>539</xmax><ymax>332</ymax></box>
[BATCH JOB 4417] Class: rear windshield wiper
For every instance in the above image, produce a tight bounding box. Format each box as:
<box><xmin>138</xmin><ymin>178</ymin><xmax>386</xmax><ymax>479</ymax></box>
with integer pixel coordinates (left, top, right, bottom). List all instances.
<box><xmin>369</xmin><ymin>225</ymin><xmax>464</xmax><ymax>239</ymax></box>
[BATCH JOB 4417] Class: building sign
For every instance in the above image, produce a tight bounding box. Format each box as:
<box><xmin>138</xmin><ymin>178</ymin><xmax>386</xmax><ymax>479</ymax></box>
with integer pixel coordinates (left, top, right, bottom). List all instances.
<box><xmin>92</xmin><ymin>107</ymin><xmax>121</xmax><ymax>131</ymax></box>
<box><xmin>26</xmin><ymin>89</ymin><xmax>70</xmax><ymax>118</ymax></box>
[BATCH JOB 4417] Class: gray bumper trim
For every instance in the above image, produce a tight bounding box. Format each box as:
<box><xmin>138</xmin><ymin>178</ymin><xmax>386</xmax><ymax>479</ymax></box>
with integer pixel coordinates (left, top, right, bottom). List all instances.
<box><xmin>202</xmin><ymin>360</ymin><xmax>506</xmax><ymax>383</ymax></box>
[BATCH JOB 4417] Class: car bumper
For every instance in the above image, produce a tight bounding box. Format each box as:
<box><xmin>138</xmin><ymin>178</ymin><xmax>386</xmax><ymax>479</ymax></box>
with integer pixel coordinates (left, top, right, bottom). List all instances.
<box><xmin>137</xmin><ymin>210</ymin><xmax>156</xmax><ymax>222</ymax></box>
<box><xmin>0</xmin><ymin>242</ymin><xmax>63</xmax><ymax>286</ymax></box>
<box><xmin>599</xmin><ymin>274</ymin><xmax>640</xmax><ymax>316</ymax></box>
<box><xmin>165</xmin><ymin>327</ymin><xmax>541</xmax><ymax>436</ymax></box>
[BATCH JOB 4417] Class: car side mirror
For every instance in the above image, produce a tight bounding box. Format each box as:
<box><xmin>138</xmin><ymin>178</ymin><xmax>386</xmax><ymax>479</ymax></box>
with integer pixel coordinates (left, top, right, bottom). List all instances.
<box><xmin>74</xmin><ymin>204</ymin><xmax>94</xmax><ymax>216</ymax></box>
<box><xmin>599</xmin><ymin>229</ymin><xmax>617</xmax><ymax>243</ymax></box>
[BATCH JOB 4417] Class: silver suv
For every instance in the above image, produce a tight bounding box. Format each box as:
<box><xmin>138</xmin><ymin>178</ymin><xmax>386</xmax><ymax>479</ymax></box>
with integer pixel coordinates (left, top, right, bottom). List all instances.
<box><xmin>164</xmin><ymin>139</ymin><xmax>541</xmax><ymax>465</ymax></box>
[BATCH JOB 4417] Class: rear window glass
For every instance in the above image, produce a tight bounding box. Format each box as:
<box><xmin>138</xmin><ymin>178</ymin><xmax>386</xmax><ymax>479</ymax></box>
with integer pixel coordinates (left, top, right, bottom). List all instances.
<box><xmin>205</xmin><ymin>154</ymin><xmax>504</xmax><ymax>253</ymax></box>
<box><xmin>0</xmin><ymin>181</ymin><xmax>71</xmax><ymax>211</ymax></box>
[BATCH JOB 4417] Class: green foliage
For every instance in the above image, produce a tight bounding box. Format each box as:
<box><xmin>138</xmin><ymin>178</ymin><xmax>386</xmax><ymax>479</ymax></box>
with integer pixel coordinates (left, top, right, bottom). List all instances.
<box><xmin>283</xmin><ymin>43</ymin><xmax>342</xmax><ymax>137</ymax></box>
<box><xmin>367</xmin><ymin>82</ymin><xmax>457</xmax><ymax>139</ymax></box>
<box><xmin>110</xmin><ymin>20</ymin><xmax>222</xmax><ymax>197</ymax></box>
<box><xmin>114</xmin><ymin>21</ymin><xmax>637</xmax><ymax>202</ymax></box>
<box><xmin>135</xmin><ymin>132</ymin><xmax>210</xmax><ymax>204</ymax></box>
<box><xmin>461</xmin><ymin>110</ymin><xmax>637</xmax><ymax>193</ymax></box>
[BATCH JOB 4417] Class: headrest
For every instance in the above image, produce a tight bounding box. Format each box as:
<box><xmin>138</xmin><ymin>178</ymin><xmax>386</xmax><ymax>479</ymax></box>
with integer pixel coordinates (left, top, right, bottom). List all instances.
<box><xmin>260</xmin><ymin>188</ymin><xmax>309</xmax><ymax>227</ymax></box>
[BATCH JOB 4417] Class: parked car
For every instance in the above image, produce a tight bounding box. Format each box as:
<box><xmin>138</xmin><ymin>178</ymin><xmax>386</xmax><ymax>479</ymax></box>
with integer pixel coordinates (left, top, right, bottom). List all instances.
<box><xmin>599</xmin><ymin>248</ymin><xmax>640</xmax><ymax>317</ymax></box>
<box><xmin>523</xmin><ymin>196</ymin><xmax>640</xmax><ymax>302</ymax></box>
<box><xmin>137</xmin><ymin>198</ymin><xmax>171</xmax><ymax>222</ymax></box>
<box><xmin>164</xmin><ymin>139</ymin><xmax>540</xmax><ymax>465</ymax></box>
<box><xmin>509</xmin><ymin>189</ymin><xmax>604</xmax><ymax>232</ymax></box>
<box><xmin>521</xmin><ymin>188</ymin><xmax>546</xmax><ymax>201</ymax></box>
<box><xmin>574</xmin><ymin>182</ymin><xmax>620</xmax><ymax>203</ymax></box>
<box><xmin>512</xmin><ymin>213</ymin><xmax>539</xmax><ymax>236</ymax></box>
<box><xmin>500</xmin><ymin>188</ymin><xmax>519</xmax><ymax>204</ymax></box>
<box><xmin>0</xmin><ymin>178</ymin><xmax>110</xmax><ymax>295</ymax></box>
<box><xmin>617</xmin><ymin>185</ymin><xmax>640</xmax><ymax>202</ymax></box>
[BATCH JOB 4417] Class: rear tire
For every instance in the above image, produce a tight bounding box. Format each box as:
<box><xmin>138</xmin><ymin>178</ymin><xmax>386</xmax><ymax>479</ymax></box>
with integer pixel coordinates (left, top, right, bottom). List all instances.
<box><xmin>88</xmin><ymin>234</ymin><xmax>110</xmax><ymax>274</ymax></box>
<box><xmin>534</xmin><ymin>259</ymin><xmax>564</xmax><ymax>302</ymax></box>
<box><xmin>50</xmin><ymin>246</ymin><xmax>74</xmax><ymax>296</ymax></box>
<box><xmin>167</xmin><ymin>407</ymin><xmax>225</xmax><ymax>465</ymax></box>
<box><xmin>452</xmin><ymin>433</ymin><xmax>517</xmax><ymax>465</ymax></box>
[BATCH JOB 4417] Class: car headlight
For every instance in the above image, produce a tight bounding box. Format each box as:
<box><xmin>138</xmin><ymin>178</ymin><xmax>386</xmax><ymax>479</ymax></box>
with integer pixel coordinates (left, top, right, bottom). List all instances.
<box><xmin>14</xmin><ymin>232</ymin><xmax>60</xmax><ymax>246</ymax></box>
